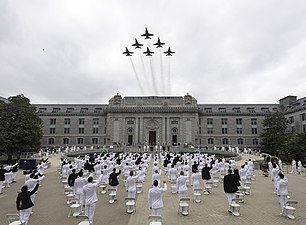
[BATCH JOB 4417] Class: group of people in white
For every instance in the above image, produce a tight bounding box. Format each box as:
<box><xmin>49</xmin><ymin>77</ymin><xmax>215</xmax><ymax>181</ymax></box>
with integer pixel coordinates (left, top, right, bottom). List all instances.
<box><xmin>268</xmin><ymin>157</ymin><xmax>303</xmax><ymax>218</ymax></box>
<box><xmin>55</xmin><ymin>150</ymin><xmax>261</xmax><ymax>224</ymax></box>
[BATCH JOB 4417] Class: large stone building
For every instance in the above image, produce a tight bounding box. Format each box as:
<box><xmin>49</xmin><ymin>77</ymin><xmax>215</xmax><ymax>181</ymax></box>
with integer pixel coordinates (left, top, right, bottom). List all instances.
<box><xmin>34</xmin><ymin>93</ymin><xmax>306</xmax><ymax>149</ymax></box>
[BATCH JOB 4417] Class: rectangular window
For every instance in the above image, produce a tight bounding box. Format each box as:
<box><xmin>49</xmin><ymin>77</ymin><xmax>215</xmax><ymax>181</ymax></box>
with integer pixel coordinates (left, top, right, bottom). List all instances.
<box><xmin>50</xmin><ymin>118</ymin><xmax>56</xmax><ymax>125</ymax></box>
<box><xmin>252</xmin><ymin>127</ymin><xmax>257</xmax><ymax>134</ymax></box>
<box><xmin>79</xmin><ymin>118</ymin><xmax>85</xmax><ymax>125</ymax></box>
<box><xmin>204</xmin><ymin>108</ymin><xmax>212</xmax><ymax>113</ymax></box>
<box><xmin>199</xmin><ymin>118</ymin><xmax>201</xmax><ymax>125</ymax></box>
<box><xmin>222</xmin><ymin>128</ymin><xmax>228</xmax><ymax>134</ymax></box>
<box><xmin>93</xmin><ymin>127</ymin><xmax>99</xmax><ymax>134</ymax></box>
<box><xmin>207</xmin><ymin>118</ymin><xmax>213</xmax><ymax>125</ymax></box>
<box><xmin>207</xmin><ymin>128</ymin><xmax>213</xmax><ymax>134</ymax></box>
<box><xmin>237</xmin><ymin>138</ymin><xmax>244</xmax><ymax>145</ymax></box>
<box><xmin>199</xmin><ymin>127</ymin><xmax>201</xmax><ymax>134</ymax></box>
<box><xmin>92</xmin><ymin>138</ymin><xmax>98</xmax><ymax>144</ymax></box>
<box><xmin>63</xmin><ymin>138</ymin><xmax>69</xmax><ymax>144</ymax></box>
<box><xmin>303</xmin><ymin>124</ymin><xmax>306</xmax><ymax>132</ymax></box>
<box><xmin>79</xmin><ymin>127</ymin><xmax>84</xmax><ymax>134</ymax></box>
<box><xmin>208</xmin><ymin>138</ymin><xmax>214</xmax><ymax>144</ymax></box>
<box><xmin>66</xmin><ymin>108</ymin><xmax>74</xmax><ymax>113</ymax></box>
<box><xmin>64</xmin><ymin>118</ymin><xmax>70</xmax><ymax>125</ymax></box>
<box><xmin>237</xmin><ymin>128</ymin><xmax>242</xmax><ymax>134</ymax></box>
<box><xmin>252</xmin><ymin>138</ymin><xmax>259</xmax><ymax>145</ymax></box>
<box><xmin>48</xmin><ymin>138</ymin><xmax>54</xmax><ymax>144</ymax></box>
<box><xmin>251</xmin><ymin>118</ymin><xmax>257</xmax><ymax>125</ymax></box>
<box><xmin>77</xmin><ymin>138</ymin><xmax>84</xmax><ymax>144</ymax></box>
<box><xmin>222</xmin><ymin>138</ymin><xmax>229</xmax><ymax>145</ymax></box>
<box><xmin>52</xmin><ymin>108</ymin><xmax>60</xmax><ymax>113</ymax></box>
<box><xmin>38</xmin><ymin>108</ymin><xmax>47</xmax><ymax>113</ymax></box>
<box><xmin>288</xmin><ymin>116</ymin><xmax>294</xmax><ymax>124</ymax></box>
<box><xmin>219</xmin><ymin>108</ymin><xmax>226</xmax><ymax>112</ymax></box>
<box><xmin>50</xmin><ymin>128</ymin><xmax>55</xmax><ymax>134</ymax></box>
<box><xmin>104</xmin><ymin>127</ymin><xmax>107</xmax><ymax>134</ymax></box>
<box><xmin>233</xmin><ymin>108</ymin><xmax>241</xmax><ymax>113</ymax></box>
<box><xmin>261</xmin><ymin>107</ymin><xmax>269</xmax><ymax>113</ymax></box>
<box><xmin>236</xmin><ymin>118</ymin><xmax>242</xmax><ymax>125</ymax></box>
<box><xmin>300</xmin><ymin>113</ymin><xmax>306</xmax><ymax>121</ymax></box>
<box><xmin>94</xmin><ymin>108</ymin><xmax>102</xmax><ymax>113</ymax></box>
<box><xmin>247</xmin><ymin>107</ymin><xmax>256</xmax><ymax>113</ymax></box>
<box><xmin>64</xmin><ymin>127</ymin><xmax>70</xmax><ymax>134</ymax></box>
<box><xmin>93</xmin><ymin>118</ymin><xmax>99</xmax><ymax>125</ymax></box>
<box><xmin>221</xmin><ymin>118</ymin><xmax>228</xmax><ymax>125</ymax></box>
<box><xmin>80</xmin><ymin>108</ymin><xmax>88</xmax><ymax>113</ymax></box>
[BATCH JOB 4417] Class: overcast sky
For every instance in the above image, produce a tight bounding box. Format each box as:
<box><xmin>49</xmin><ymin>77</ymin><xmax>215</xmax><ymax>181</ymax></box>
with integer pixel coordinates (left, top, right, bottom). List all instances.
<box><xmin>1</xmin><ymin>0</ymin><xmax>306</xmax><ymax>105</ymax></box>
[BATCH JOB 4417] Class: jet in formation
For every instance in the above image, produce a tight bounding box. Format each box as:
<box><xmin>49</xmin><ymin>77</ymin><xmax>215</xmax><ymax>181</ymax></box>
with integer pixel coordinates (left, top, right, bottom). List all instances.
<box><xmin>143</xmin><ymin>47</ymin><xmax>154</xmax><ymax>56</ymax></box>
<box><xmin>131</xmin><ymin>38</ymin><xmax>143</xmax><ymax>49</ymax></box>
<box><xmin>123</xmin><ymin>47</ymin><xmax>134</xmax><ymax>56</ymax></box>
<box><xmin>153</xmin><ymin>37</ymin><xmax>165</xmax><ymax>48</ymax></box>
<box><xmin>141</xmin><ymin>27</ymin><xmax>154</xmax><ymax>39</ymax></box>
<box><xmin>164</xmin><ymin>47</ymin><xmax>175</xmax><ymax>56</ymax></box>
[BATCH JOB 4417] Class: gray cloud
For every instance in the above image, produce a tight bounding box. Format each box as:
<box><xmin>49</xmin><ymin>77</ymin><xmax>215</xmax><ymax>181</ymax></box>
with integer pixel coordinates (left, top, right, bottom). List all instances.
<box><xmin>0</xmin><ymin>0</ymin><xmax>306</xmax><ymax>104</ymax></box>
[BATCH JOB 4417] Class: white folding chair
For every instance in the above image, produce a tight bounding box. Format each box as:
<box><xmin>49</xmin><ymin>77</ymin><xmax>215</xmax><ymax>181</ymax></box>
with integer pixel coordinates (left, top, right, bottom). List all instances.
<box><xmin>108</xmin><ymin>188</ymin><xmax>117</xmax><ymax>203</ymax></box>
<box><xmin>99</xmin><ymin>183</ymin><xmax>107</xmax><ymax>194</ymax></box>
<box><xmin>193</xmin><ymin>188</ymin><xmax>202</xmax><ymax>203</ymax></box>
<box><xmin>171</xmin><ymin>182</ymin><xmax>177</xmax><ymax>194</ymax></box>
<box><xmin>125</xmin><ymin>197</ymin><xmax>136</xmax><ymax>214</ymax></box>
<box><xmin>148</xmin><ymin>215</ymin><xmax>162</xmax><ymax>225</ymax></box>
<box><xmin>76</xmin><ymin>214</ymin><xmax>90</xmax><ymax>225</ymax></box>
<box><xmin>284</xmin><ymin>200</ymin><xmax>298</xmax><ymax>220</ymax></box>
<box><xmin>230</xmin><ymin>198</ymin><xmax>241</xmax><ymax>217</ymax></box>
<box><xmin>178</xmin><ymin>197</ymin><xmax>190</xmax><ymax>216</ymax></box>
<box><xmin>6</xmin><ymin>214</ymin><xmax>25</xmax><ymax>225</ymax></box>
<box><xmin>136</xmin><ymin>182</ymin><xmax>143</xmax><ymax>194</ymax></box>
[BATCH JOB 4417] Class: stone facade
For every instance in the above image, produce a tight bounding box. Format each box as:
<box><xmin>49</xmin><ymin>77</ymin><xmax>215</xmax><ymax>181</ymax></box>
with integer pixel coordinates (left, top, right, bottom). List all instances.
<box><xmin>34</xmin><ymin>94</ymin><xmax>306</xmax><ymax>149</ymax></box>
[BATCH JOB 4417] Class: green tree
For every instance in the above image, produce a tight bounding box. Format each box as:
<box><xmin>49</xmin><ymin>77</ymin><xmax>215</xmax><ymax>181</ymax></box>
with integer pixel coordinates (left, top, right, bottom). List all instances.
<box><xmin>283</xmin><ymin>132</ymin><xmax>306</xmax><ymax>161</ymax></box>
<box><xmin>0</xmin><ymin>94</ymin><xmax>43</xmax><ymax>162</ymax></box>
<box><xmin>260</xmin><ymin>112</ymin><xmax>288</xmax><ymax>157</ymax></box>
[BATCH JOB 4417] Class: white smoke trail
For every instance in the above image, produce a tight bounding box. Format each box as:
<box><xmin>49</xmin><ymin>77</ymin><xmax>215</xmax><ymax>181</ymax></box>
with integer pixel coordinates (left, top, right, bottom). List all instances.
<box><xmin>130</xmin><ymin>58</ymin><xmax>144</xmax><ymax>94</ymax></box>
<box><xmin>139</xmin><ymin>49</ymin><xmax>149</xmax><ymax>92</ymax></box>
<box><xmin>167</xmin><ymin>57</ymin><xmax>171</xmax><ymax>95</ymax></box>
<box><xmin>159</xmin><ymin>49</ymin><xmax>165</xmax><ymax>95</ymax></box>
<box><xmin>149</xmin><ymin>57</ymin><xmax>159</xmax><ymax>95</ymax></box>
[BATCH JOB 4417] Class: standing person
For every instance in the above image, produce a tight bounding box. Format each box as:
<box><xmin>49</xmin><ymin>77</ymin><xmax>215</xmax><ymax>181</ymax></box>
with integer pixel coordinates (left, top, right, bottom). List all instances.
<box><xmin>126</xmin><ymin>170</ymin><xmax>142</xmax><ymax>198</ymax></box>
<box><xmin>271</xmin><ymin>163</ymin><xmax>279</xmax><ymax>194</ymax></box>
<box><xmin>201</xmin><ymin>164</ymin><xmax>212</xmax><ymax>187</ymax></box>
<box><xmin>83</xmin><ymin>175</ymin><xmax>103</xmax><ymax>224</ymax></box>
<box><xmin>68</xmin><ymin>169</ymin><xmax>78</xmax><ymax>187</ymax></box>
<box><xmin>148</xmin><ymin>180</ymin><xmax>167</xmax><ymax>217</ymax></box>
<box><xmin>176</xmin><ymin>171</ymin><xmax>188</xmax><ymax>200</ymax></box>
<box><xmin>0</xmin><ymin>165</ymin><xmax>6</xmax><ymax>194</ymax></box>
<box><xmin>277</xmin><ymin>172</ymin><xmax>288</xmax><ymax>216</ymax></box>
<box><xmin>291</xmin><ymin>159</ymin><xmax>297</xmax><ymax>174</ymax></box>
<box><xmin>16</xmin><ymin>182</ymin><xmax>39</xmax><ymax>225</ymax></box>
<box><xmin>297</xmin><ymin>160</ymin><xmax>303</xmax><ymax>174</ymax></box>
<box><xmin>223</xmin><ymin>169</ymin><xmax>240</xmax><ymax>214</ymax></box>
<box><xmin>109</xmin><ymin>167</ymin><xmax>121</xmax><ymax>198</ymax></box>
<box><xmin>11</xmin><ymin>162</ymin><xmax>19</xmax><ymax>183</ymax></box>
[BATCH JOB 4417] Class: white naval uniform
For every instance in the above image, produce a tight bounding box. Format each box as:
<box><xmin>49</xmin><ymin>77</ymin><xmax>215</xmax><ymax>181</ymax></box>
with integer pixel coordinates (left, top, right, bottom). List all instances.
<box><xmin>83</xmin><ymin>175</ymin><xmax>103</xmax><ymax>224</ymax></box>
<box><xmin>277</xmin><ymin>177</ymin><xmax>288</xmax><ymax>214</ymax></box>
<box><xmin>176</xmin><ymin>175</ymin><xmax>188</xmax><ymax>200</ymax></box>
<box><xmin>148</xmin><ymin>183</ymin><xmax>167</xmax><ymax>216</ymax></box>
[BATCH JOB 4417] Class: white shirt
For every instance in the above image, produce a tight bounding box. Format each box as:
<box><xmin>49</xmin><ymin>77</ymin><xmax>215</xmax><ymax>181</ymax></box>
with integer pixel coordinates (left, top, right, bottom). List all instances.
<box><xmin>148</xmin><ymin>183</ymin><xmax>167</xmax><ymax>209</ymax></box>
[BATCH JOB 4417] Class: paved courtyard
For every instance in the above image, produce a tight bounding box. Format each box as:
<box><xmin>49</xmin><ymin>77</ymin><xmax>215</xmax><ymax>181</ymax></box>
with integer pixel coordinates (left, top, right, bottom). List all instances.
<box><xmin>0</xmin><ymin>153</ymin><xmax>305</xmax><ymax>225</ymax></box>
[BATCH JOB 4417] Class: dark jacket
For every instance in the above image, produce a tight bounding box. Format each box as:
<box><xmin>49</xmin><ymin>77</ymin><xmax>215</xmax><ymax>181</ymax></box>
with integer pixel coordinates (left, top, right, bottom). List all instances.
<box><xmin>68</xmin><ymin>172</ymin><xmax>78</xmax><ymax>187</ymax></box>
<box><xmin>201</xmin><ymin>166</ymin><xmax>212</xmax><ymax>180</ymax></box>
<box><xmin>223</xmin><ymin>174</ymin><xmax>240</xmax><ymax>193</ymax></box>
<box><xmin>0</xmin><ymin>168</ymin><xmax>6</xmax><ymax>181</ymax></box>
<box><xmin>109</xmin><ymin>170</ymin><xmax>121</xmax><ymax>186</ymax></box>
<box><xmin>16</xmin><ymin>183</ymin><xmax>39</xmax><ymax>211</ymax></box>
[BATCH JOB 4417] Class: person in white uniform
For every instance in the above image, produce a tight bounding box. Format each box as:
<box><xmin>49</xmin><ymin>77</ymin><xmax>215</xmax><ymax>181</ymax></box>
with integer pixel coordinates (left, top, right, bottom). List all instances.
<box><xmin>82</xmin><ymin>174</ymin><xmax>103</xmax><ymax>224</ymax></box>
<box><xmin>148</xmin><ymin>180</ymin><xmax>167</xmax><ymax>217</ymax></box>
<box><xmin>176</xmin><ymin>171</ymin><xmax>188</xmax><ymax>200</ymax></box>
<box><xmin>277</xmin><ymin>172</ymin><xmax>288</xmax><ymax>216</ymax></box>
